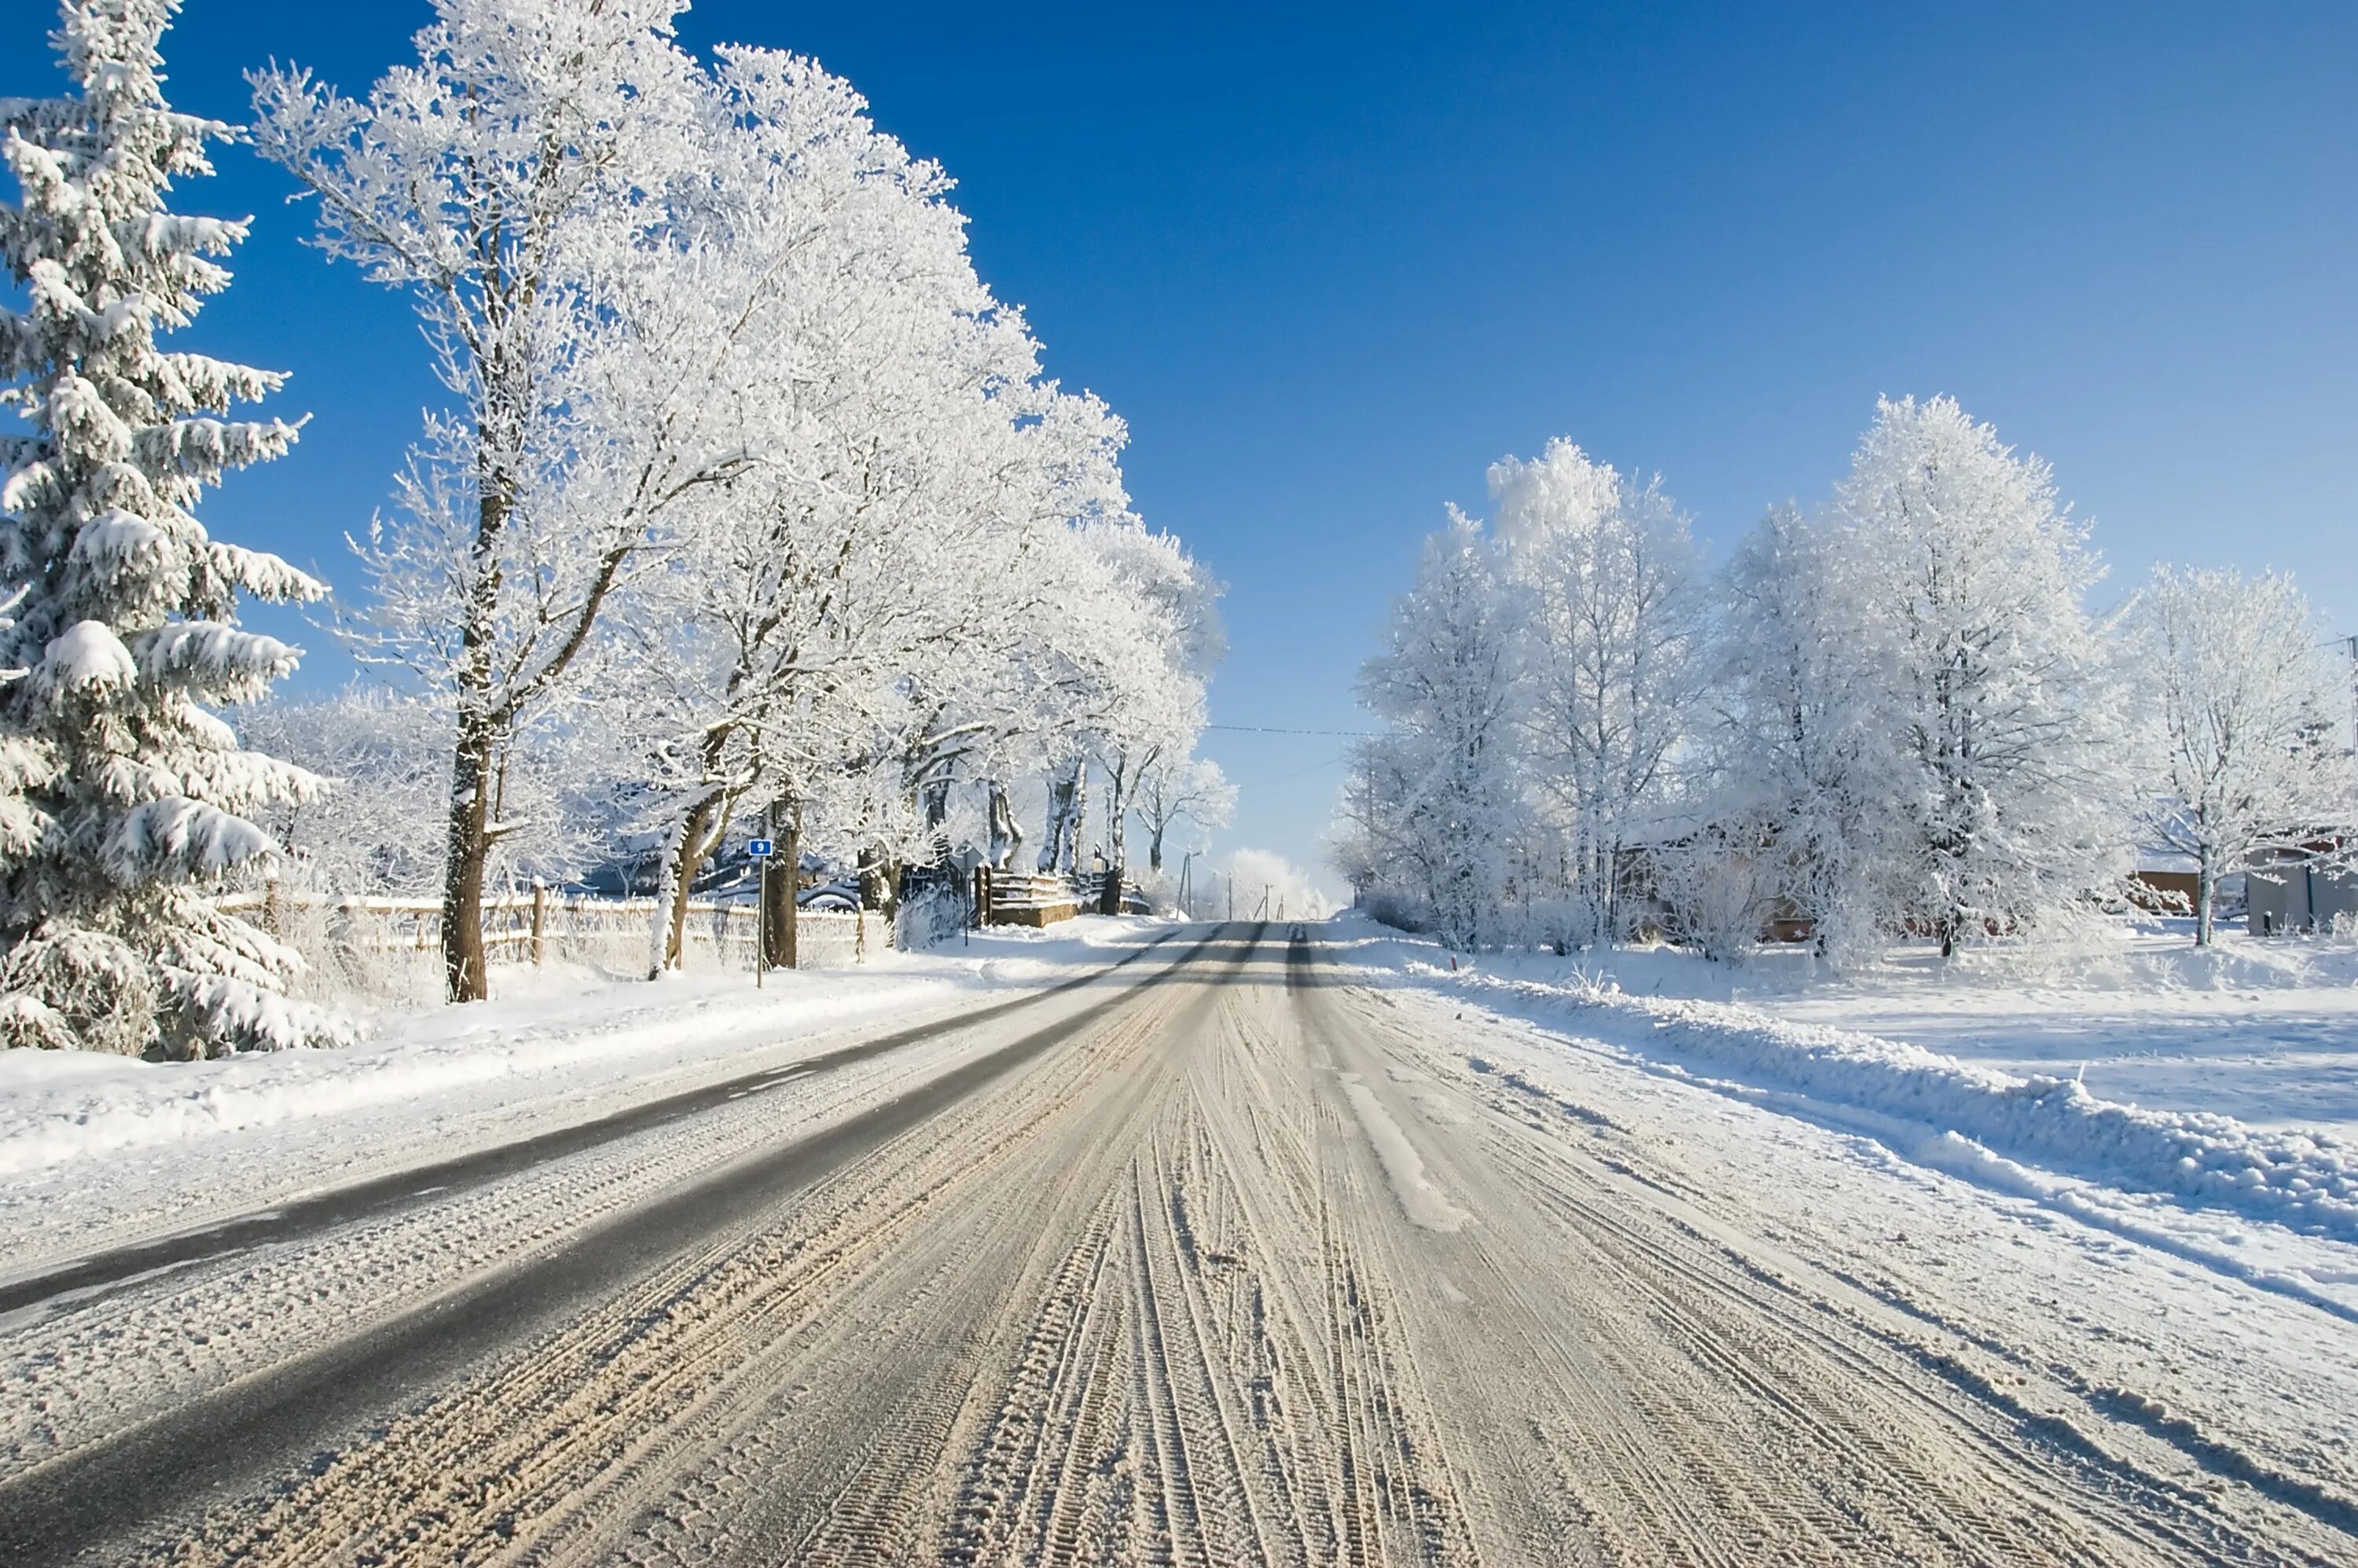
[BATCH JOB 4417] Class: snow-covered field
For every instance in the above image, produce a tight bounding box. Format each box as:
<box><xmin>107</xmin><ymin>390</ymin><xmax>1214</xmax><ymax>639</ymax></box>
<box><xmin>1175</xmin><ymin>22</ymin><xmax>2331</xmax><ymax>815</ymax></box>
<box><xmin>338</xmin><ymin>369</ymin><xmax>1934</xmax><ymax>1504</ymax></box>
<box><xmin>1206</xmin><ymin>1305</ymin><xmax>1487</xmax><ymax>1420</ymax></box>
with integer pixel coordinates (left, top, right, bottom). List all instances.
<box><xmin>1748</xmin><ymin>924</ymin><xmax>2358</xmax><ymax>1134</ymax></box>
<box><xmin>1333</xmin><ymin>913</ymin><xmax>2358</xmax><ymax>1320</ymax></box>
<box><xmin>0</xmin><ymin>918</ymin><xmax>1166</xmax><ymax>1275</ymax></box>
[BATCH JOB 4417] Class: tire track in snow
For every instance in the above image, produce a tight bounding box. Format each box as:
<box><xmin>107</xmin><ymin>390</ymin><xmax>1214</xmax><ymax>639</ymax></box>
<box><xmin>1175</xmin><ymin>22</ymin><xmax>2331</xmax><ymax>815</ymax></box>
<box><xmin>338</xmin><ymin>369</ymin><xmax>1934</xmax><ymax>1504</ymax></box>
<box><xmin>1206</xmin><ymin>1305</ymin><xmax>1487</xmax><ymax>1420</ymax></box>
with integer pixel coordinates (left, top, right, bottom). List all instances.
<box><xmin>6</xmin><ymin>923</ymin><xmax>2349</xmax><ymax>1566</ymax></box>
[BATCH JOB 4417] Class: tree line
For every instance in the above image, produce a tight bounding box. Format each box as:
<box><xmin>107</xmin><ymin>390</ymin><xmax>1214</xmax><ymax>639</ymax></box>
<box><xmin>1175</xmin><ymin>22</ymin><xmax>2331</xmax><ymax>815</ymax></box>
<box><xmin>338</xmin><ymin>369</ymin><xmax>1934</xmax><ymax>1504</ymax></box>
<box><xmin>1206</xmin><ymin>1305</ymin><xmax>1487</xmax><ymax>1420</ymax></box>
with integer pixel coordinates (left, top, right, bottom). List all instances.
<box><xmin>1335</xmin><ymin>395</ymin><xmax>2353</xmax><ymax>961</ymax></box>
<box><xmin>0</xmin><ymin>0</ymin><xmax>1227</xmax><ymax>1056</ymax></box>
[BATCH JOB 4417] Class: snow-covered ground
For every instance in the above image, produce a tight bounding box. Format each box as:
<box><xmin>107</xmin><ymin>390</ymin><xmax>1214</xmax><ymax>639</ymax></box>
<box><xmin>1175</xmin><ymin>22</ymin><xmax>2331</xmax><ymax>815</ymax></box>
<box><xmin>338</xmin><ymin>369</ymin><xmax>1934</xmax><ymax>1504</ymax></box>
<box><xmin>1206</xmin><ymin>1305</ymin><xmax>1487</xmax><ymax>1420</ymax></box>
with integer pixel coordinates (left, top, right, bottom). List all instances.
<box><xmin>1329</xmin><ymin>913</ymin><xmax>2358</xmax><ymax>1324</ymax></box>
<box><xmin>6</xmin><ymin>917</ymin><xmax>2358</xmax><ymax>1559</ymax></box>
<box><xmin>1747</xmin><ymin>924</ymin><xmax>2358</xmax><ymax>1135</ymax></box>
<box><xmin>0</xmin><ymin>917</ymin><xmax>1168</xmax><ymax>1274</ymax></box>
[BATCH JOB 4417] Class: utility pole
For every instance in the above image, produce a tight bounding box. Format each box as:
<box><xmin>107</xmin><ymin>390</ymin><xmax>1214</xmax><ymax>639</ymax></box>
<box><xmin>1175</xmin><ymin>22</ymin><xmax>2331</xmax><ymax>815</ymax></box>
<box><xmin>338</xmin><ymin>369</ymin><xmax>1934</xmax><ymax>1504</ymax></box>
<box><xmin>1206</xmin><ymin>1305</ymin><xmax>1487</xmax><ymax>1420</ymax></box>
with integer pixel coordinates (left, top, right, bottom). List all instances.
<box><xmin>2343</xmin><ymin>634</ymin><xmax>2358</xmax><ymax>752</ymax></box>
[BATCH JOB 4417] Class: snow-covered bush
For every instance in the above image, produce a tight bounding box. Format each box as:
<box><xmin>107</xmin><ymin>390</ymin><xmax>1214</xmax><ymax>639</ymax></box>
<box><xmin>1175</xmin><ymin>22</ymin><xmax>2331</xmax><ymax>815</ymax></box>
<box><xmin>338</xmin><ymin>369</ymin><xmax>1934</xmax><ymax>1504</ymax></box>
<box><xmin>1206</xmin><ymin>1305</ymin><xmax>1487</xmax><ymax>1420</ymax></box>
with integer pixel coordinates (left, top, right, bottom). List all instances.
<box><xmin>1648</xmin><ymin>832</ymin><xmax>1780</xmax><ymax>964</ymax></box>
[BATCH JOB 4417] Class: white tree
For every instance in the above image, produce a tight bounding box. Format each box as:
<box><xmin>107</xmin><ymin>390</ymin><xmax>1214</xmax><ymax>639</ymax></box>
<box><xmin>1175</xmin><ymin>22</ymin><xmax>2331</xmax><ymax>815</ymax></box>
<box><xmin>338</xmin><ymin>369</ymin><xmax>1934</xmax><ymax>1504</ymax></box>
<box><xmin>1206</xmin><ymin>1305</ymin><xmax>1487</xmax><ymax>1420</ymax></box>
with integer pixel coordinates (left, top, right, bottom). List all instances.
<box><xmin>1134</xmin><ymin>753</ymin><xmax>1234</xmax><ymax>875</ymax></box>
<box><xmin>1830</xmin><ymin>395</ymin><xmax>2127</xmax><ymax>955</ymax></box>
<box><xmin>2125</xmin><ymin>564</ymin><xmax>2354</xmax><ymax>945</ymax></box>
<box><xmin>1702</xmin><ymin>502</ymin><xmax>1897</xmax><ymax>960</ymax></box>
<box><xmin>1491</xmin><ymin>439</ymin><xmax>1709</xmax><ymax>942</ymax></box>
<box><xmin>1216</xmin><ymin>848</ymin><xmax>1335</xmax><ymax>922</ymax></box>
<box><xmin>252</xmin><ymin>0</ymin><xmax>749</xmax><ymax>1002</ymax></box>
<box><xmin>0</xmin><ymin>0</ymin><xmax>343</xmax><ymax>1056</ymax></box>
<box><xmin>237</xmin><ymin>688</ymin><xmax>448</xmax><ymax>901</ymax></box>
<box><xmin>1353</xmin><ymin>512</ymin><xmax>1522</xmax><ymax>948</ymax></box>
<box><xmin>602</xmin><ymin>44</ymin><xmax>1200</xmax><ymax>966</ymax></box>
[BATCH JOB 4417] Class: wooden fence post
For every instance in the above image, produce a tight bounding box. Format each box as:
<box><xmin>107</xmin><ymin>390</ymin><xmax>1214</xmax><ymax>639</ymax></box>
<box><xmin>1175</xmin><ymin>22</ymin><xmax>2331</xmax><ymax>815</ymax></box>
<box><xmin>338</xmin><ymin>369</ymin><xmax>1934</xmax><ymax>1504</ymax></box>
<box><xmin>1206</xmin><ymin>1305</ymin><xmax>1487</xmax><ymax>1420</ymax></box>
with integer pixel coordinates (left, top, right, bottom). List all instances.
<box><xmin>531</xmin><ymin>880</ymin><xmax>548</xmax><ymax>966</ymax></box>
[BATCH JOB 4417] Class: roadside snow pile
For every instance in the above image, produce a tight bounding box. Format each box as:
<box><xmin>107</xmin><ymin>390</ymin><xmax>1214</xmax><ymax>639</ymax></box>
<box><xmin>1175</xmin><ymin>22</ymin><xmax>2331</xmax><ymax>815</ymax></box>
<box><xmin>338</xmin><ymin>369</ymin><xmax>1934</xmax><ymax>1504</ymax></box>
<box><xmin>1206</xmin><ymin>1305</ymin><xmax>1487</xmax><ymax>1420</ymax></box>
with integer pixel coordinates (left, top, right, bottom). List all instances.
<box><xmin>0</xmin><ymin>964</ymin><xmax>930</xmax><ymax>1178</ymax></box>
<box><xmin>1398</xmin><ymin>958</ymin><xmax>2358</xmax><ymax>1243</ymax></box>
<box><xmin>0</xmin><ymin>918</ymin><xmax>1167</xmax><ymax>1181</ymax></box>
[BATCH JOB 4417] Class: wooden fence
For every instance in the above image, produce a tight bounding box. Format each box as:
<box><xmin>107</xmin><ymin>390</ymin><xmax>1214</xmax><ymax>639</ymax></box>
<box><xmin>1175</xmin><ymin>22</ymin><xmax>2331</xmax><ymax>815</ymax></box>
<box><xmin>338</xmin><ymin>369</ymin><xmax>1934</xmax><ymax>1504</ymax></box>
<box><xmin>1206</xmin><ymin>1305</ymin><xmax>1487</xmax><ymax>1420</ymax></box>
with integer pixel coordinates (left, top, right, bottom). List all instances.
<box><xmin>971</xmin><ymin>868</ymin><xmax>1147</xmax><ymax>927</ymax></box>
<box><xmin>222</xmin><ymin>886</ymin><xmax>876</xmax><ymax>1004</ymax></box>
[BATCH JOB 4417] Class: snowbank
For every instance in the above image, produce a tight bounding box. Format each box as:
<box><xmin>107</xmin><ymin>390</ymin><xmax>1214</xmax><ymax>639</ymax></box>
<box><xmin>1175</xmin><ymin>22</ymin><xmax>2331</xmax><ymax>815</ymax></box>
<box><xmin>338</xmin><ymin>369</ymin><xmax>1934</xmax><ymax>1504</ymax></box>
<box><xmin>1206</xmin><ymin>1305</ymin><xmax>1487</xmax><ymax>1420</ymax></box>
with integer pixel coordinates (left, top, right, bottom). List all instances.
<box><xmin>0</xmin><ymin>918</ymin><xmax>1166</xmax><ymax>1181</ymax></box>
<box><xmin>1336</xmin><ymin>920</ymin><xmax>2358</xmax><ymax>1245</ymax></box>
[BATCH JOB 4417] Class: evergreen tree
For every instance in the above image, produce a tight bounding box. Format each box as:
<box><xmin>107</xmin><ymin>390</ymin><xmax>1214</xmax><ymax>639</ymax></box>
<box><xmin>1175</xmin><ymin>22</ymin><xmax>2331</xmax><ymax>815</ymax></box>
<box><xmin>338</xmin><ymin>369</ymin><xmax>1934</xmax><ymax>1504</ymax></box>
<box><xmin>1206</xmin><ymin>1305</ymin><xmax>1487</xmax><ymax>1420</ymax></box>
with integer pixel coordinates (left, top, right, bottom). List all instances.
<box><xmin>0</xmin><ymin>0</ymin><xmax>341</xmax><ymax>1054</ymax></box>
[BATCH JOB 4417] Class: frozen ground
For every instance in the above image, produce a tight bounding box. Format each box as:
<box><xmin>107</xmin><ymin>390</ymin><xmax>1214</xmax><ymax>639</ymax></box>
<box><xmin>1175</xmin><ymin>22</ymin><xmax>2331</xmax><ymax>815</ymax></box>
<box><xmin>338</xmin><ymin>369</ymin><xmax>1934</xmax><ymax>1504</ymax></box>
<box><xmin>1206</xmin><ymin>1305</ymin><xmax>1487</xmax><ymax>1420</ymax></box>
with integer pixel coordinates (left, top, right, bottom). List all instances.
<box><xmin>1</xmin><ymin>917</ymin><xmax>2353</xmax><ymax>1563</ymax></box>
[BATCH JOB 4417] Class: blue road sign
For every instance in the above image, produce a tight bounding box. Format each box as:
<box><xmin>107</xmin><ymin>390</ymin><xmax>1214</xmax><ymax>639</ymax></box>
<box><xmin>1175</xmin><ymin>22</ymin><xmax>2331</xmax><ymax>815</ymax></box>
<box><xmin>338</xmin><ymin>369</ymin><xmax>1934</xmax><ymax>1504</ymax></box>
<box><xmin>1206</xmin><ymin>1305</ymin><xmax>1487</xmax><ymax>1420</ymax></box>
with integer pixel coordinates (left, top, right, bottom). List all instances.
<box><xmin>747</xmin><ymin>839</ymin><xmax>775</xmax><ymax>857</ymax></box>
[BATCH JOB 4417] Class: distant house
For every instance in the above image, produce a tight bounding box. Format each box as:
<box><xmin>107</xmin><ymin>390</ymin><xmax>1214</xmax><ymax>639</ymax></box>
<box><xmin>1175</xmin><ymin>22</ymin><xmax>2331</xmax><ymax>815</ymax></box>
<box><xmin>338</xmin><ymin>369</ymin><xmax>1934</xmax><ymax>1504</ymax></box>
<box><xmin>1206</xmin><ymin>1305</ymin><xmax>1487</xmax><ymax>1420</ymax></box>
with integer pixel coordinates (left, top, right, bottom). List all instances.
<box><xmin>2247</xmin><ymin>846</ymin><xmax>2358</xmax><ymax>935</ymax></box>
<box><xmin>2125</xmin><ymin>848</ymin><xmax>2203</xmax><ymax>916</ymax></box>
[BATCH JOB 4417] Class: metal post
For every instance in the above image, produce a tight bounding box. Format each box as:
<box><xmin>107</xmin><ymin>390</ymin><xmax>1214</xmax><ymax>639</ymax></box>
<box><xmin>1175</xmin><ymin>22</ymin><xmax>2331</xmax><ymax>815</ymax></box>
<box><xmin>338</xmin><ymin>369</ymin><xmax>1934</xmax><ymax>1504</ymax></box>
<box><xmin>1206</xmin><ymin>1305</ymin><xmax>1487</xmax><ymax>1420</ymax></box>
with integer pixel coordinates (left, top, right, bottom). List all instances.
<box><xmin>756</xmin><ymin>857</ymin><xmax>767</xmax><ymax>989</ymax></box>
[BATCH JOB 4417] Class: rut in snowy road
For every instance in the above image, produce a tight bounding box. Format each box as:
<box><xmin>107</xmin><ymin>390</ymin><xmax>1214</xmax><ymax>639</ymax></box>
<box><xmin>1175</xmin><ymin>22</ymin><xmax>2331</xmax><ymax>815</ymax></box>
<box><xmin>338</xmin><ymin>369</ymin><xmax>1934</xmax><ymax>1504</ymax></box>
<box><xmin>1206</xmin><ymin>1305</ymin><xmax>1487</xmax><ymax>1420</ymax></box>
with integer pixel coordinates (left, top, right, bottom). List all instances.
<box><xmin>2</xmin><ymin>924</ymin><xmax>2341</xmax><ymax>1564</ymax></box>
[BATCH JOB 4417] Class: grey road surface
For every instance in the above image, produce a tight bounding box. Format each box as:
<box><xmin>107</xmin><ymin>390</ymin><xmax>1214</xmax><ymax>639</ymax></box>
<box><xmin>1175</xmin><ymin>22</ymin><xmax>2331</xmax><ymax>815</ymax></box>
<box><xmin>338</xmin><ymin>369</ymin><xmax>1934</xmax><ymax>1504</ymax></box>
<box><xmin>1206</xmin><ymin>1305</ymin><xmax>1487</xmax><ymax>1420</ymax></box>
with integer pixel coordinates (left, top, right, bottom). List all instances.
<box><xmin>0</xmin><ymin>924</ymin><xmax>2335</xmax><ymax>1564</ymax></box>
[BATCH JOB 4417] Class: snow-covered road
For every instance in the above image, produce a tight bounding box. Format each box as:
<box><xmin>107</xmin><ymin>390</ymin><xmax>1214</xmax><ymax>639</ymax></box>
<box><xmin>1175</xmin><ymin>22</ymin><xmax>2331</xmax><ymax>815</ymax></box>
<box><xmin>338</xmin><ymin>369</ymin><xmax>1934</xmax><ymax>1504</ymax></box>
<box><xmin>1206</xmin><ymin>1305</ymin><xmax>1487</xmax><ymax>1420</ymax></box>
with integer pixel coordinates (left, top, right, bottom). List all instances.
<box><xmin>2</xmin><ymin>923</ymin><xmax>2352</xmax><ymax>1564</ymax></box>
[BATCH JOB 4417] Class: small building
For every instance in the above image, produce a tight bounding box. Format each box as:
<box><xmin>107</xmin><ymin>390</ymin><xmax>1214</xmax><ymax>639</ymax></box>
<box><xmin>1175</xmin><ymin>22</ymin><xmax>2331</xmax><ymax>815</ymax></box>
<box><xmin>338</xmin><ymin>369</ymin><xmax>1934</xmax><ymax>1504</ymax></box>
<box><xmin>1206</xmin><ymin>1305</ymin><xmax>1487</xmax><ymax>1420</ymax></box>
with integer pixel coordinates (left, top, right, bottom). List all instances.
<box><xmin>2126</xmin><ymin>849</ymin><xmax>2202</xmax><ymax>916</ymax></box>
<box><xmin>2248</xmin><ymin>851</ymin><xmax>2358</xmax><ymax>935</ymax></box>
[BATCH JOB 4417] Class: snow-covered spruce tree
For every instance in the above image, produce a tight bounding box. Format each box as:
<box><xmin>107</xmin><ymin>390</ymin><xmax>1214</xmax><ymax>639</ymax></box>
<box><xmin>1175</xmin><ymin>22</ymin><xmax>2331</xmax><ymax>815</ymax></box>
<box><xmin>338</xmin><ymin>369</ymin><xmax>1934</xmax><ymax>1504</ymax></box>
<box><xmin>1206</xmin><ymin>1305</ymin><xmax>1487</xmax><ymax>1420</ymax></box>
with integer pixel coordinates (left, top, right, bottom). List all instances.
<box><xmin>1830</xmin><ymin>395</ymin><xmax>2128</xmax><ymax>956</ymax></box>
<box><xmin>0</xmin><ymin>0</ymin><xmax>341</xmax><ymax>1055</ymax></box>
<box><xmin>2125</xmin><ymin>564</ymin><xmax>2355</xmax><ymax>946</ymax></box>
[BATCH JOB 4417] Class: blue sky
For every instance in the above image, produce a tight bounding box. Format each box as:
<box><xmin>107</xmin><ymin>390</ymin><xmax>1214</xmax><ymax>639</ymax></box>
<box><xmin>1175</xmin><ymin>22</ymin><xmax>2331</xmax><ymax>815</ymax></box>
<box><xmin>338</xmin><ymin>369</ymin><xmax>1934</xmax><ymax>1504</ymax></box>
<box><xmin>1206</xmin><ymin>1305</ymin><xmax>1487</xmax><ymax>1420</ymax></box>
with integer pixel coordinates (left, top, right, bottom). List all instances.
<box><xmin>6</xmin><ymin>1</ymin><xmax>2353</xmax><ymax>883</ymax></box>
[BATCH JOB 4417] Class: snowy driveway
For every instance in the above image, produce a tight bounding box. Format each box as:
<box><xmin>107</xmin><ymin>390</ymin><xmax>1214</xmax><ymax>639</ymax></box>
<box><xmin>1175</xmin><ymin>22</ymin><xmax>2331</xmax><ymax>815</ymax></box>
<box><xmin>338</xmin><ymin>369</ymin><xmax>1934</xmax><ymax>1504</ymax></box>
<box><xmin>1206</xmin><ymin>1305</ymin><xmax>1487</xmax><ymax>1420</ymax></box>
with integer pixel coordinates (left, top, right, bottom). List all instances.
<box><xmin>2</xmin><ymin>924</ymin><xmax>2352</xmax><ymax>1563</ymax></box>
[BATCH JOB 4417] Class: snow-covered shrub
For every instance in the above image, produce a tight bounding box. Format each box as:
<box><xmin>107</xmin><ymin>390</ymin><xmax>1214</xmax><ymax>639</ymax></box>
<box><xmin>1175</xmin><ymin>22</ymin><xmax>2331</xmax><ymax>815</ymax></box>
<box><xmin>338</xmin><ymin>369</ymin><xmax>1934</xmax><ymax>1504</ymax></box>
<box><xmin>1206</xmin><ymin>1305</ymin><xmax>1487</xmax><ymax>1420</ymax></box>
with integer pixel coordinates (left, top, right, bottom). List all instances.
<box><xmin>1650</xmin><ymin>835</ymin><xmax>1779</xmax><ymax>964</ymax></box>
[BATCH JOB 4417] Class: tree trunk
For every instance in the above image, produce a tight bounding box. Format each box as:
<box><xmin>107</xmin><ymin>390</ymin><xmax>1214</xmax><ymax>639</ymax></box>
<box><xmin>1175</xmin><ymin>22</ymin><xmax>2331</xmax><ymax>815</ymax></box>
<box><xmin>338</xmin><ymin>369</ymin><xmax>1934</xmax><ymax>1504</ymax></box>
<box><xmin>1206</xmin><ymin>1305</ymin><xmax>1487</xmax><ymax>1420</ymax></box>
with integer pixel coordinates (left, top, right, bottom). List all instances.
<box><xmin>645</xmin><ymin>817</ymin><xmax>685</xmax><ymax>980</ymax></box>
<box><xmin>1038</xmin><ymin>764</ymin><xmax>1079</xmax><ymax>873</ymax></box>
<box><xmin>764</xmin><ymin>798</ymin><xmax>799</xmax><ymax>971</ymax></box>
<box><xmin>2195</xmin><ymin>857</ymin><xmax>2217</xmax><ymax>947</ymax></box>
<box><xmin>1148</xmin><ymin>821</ymin><xmax>1165</xmax><ymax>875</ymax></box>
<box><xmin>1107</xmin><ymin>776</ymin><xmax>1128</xmax><ymax>872</ymax></box>
<box><xmin>988</xmin><ymin>780</ymin><xmax>1023</xmax><ymax>872</ymax></box>
<box><xmin>441</xmin><ymin>718</ymin><xmax>495</xmax><ymax>1003</ymax></box>
<box><xmin>660</xmin><ymin>792</ymin><xmax>727</xmax><ymax>975</ymax></box>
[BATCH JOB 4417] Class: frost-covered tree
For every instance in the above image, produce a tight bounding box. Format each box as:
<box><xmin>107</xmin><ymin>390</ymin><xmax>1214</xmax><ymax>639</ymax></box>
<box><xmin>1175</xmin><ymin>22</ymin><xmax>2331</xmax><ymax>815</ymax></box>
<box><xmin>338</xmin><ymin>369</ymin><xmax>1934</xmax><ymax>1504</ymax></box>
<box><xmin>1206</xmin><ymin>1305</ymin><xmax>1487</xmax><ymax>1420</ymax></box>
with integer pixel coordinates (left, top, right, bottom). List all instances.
<box><xmin>1702</xmin><ymin>502</ymin><xmax>1895</xmax><ymax>960</ymax></box>
<box><xmin>252</xmin><ymin>0</ymin><xmax>744</xmax><ymax>1002</ymax></box>
<box><xmin>1216</xmin><ymin>848</ymin><xmax>1335</xmax><ymax>922</ymax></box>
<box><xmin>2124</xmin><ymin>564</ymin><xmax>2354</xmax><ymax>945</ymax></box>
<box><xmin>0</xmin><ymin>0</ymin><xmax>343</xmax><ymax>1056</ymax></box>
<box><xmin>1491</xmin><ymin>439</ymin><xmax>1707</xmax><ymax>942</ymax></box>
<box><xmin>1830</xmin><ymin>395</ymin><xmax>2126</xmax><ymax>954</ymax></box>
<box><xmin>603</xmin><ymin>44</ymin><xmax>1209</xmax><ymax>968</ymax></box>
<box><xmin>1352</xmin><ymin>512</ymin><xmax>1522</xmax><ymax>947</ymax></box>
<box><xmin>1134</xmin><ymin>753</ymin><xmax>1234</xmax><ymax>874</ymax></box>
